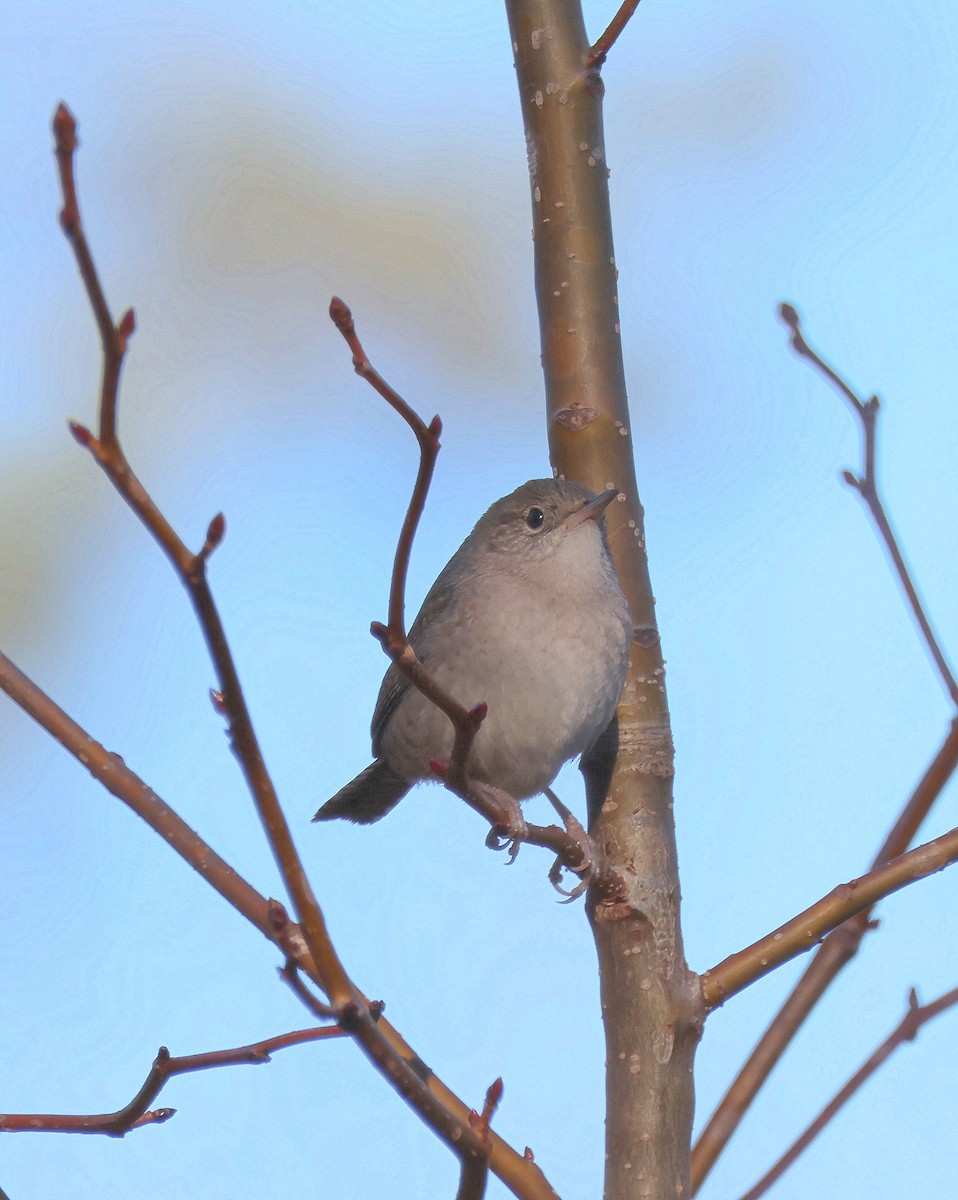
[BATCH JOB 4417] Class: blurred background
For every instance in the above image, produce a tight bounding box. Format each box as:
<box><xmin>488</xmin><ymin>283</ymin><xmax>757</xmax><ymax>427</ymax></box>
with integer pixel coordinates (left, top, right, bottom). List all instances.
<box><xmin>2</xmin><ymin>1</ymin><xmax>957</xmax><ymax>1197</ymax></box>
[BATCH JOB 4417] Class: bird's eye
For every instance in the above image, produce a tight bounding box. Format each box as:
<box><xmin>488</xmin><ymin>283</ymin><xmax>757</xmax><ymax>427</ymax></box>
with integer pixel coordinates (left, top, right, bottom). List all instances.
<box><xmin>525</xmin><ymin>506</ymin><xmax>546</xmax><ymax>529</ymax></box>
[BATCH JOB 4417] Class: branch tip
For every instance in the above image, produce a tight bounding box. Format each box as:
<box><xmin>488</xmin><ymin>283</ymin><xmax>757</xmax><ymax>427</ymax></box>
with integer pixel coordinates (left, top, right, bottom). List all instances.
<box><xmin>117</xmin><ymin>307</ymin><xmax>137</xmax><ymax>341</ymax></box>
<box><xmin>208</xmin><ymin>688</ymin><xmax>226</xmax><ymax>714</ymax></box>
<box><xmin>53</xmin><ymin>101</ymin><xmax>77</xmax><ymax>141</ymax></box>
<box><xmin>198</xmin><ymin>512</ymin><xmax>227</xmax><ymax>561</ymax></box>
<box><xmin>68</xmin><ymin>420</ymin><xmax>93</xmax><ymax>447</ymax></box>
<box><xmin>328</xmin><ymin>295</ymin><xmax>353</xmax><ymax>332</ymax></box>
<box><xmin>778</xmin><ymin>301</ymin><xmax>800</xmax><ymax>331</ymax></box>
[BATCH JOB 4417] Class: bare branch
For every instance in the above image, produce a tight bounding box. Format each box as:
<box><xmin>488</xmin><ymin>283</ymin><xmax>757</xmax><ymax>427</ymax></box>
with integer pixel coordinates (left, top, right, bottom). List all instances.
<box><xmin>702</xmin><ymin>822</ymin><xmax>958</xmax><ymax>1008</ymax></box>
<box><xmin>328</xmin><ymin>296</ymin><xmax>610</xmax><ymax>892</ymax></box>
<box><xmin>739</xmin><ymin>986</ymin><xmax>958</xmax><ymax>1200</ymax></box>
<box><xmin>55</xmin><ymin>107</ymin><xmax>351</xmax><ymax>1012</ymax></box>
<box><xmin>780</xmin><ymin>302</ymin><xmax>958</xmax><ymax>706</ymax></box>
<box><xmin>0</xmin><ymin>1028</ymin><xmax>343</xmax><ymax>1136</ymax></box>
<box><xmin>0</xmin><ymin>651</ymin><xmax>555</xmax><ymax>1197</ymax></box>
<box><xmin>691</xmin><ymin>299</ymin><xmax>958</xmax><ymax>1190</ymax></box>
<box><xmin>43</xmin><ymin>108</ymin><xmax>565</xmax><ymax>1190</ymax></box>
<box><xmin>585</xmin><ymin>1</ymin><xmax>642</xmax><ymax>69</ymax></box>
<box><xmin>456</xmin><ymin>1078</ymin><xmax>504</xmax><ymax>1200</ymax></box>
<box><xmin>678</xmin><ymin>716</ymin><xmax>958</xmax><ymax>1188</ymax></box>
<box><xmin>53</xmin><ymin>102</ymin><xmax>127</xmax><ymax>448</ymax></box>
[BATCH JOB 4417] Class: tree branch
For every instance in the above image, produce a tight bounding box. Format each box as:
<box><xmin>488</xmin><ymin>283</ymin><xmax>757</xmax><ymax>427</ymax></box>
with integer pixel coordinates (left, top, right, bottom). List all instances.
<box><xmin>701</xmin><ymin>823</ymin><xmax>958</xmax><ymax>1007</ymax></box>
<box><xmin>456</xmin><ymin>1078</ymin><xmax>504</xmax><ymax>1200</ymax></box>
<box><xmin>693</xmin><ymin>718</ymin><xmax>958</xmax><ymax>1186</ymax></box>
<box><xmin>584</xmin><ymin>1</ymin><xmax>642</xmax><ymax>69</ymax></box>
<box><xmin>690</xmin><ymin>301</ymin><xmax>958</xmax><ymax>1189</ymax></box>
<box><xmin>328</xmin><ymin>295</ymin><xmax>611</xmax><ymax>891</ymax></box>
<box><xmin>0</xmin><ymin>649</ymin><xmax>556</xmax><ymax>1195</ymax></box>
<box><xmin>0</xmin><ymin>1027</ymin><xmax>343</xmax><ymax>1136</ymax></box>
<box><xmin>44</xmin><ymin>105</ymin><xmax>559</xmax><ymax>1197</ymax></box>
<box><xmin>53</xmin><ymin>102</ymin><xmax>356</xmax><ymax>1016</ymax></box>
<box><xmin>739</xmin><ymin>986</ymin><xmax>958</xmax><ymax>1200</ymax></box>
<box><xmin>504</xmin><ymin>4</ymin><xmax>697</xmax><ymax>1199</ymax></box>
<box><xmin>780</xmin><ymin>303</ymin><xmax>958</xmax><ymax>706</ymax></box>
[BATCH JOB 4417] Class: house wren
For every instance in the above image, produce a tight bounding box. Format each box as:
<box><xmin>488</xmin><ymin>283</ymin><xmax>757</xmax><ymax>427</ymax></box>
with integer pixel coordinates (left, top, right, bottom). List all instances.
<box><xmin>313</xmin><ymin>478</ymin><xmax>632</xmax><ymax>825</ymax></box>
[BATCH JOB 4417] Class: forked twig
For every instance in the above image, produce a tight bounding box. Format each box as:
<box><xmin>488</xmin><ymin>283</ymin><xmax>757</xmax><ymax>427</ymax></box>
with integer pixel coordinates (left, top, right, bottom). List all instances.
<box><xmin>41</xmin><ymin>105</ymin><xmax>540</xmax><ymax>1187</ymax></box>
<box><xmin>328</xmin><ymin>297</ymin><xmax>608</xmax><ymax>893</ymax></box>
<box><xmin>692</xmin><ymin>305</ymin><xmax>958</xmax><ymax>1190</ymax></box>
<box><xmin>701</xmin><ymin>813</ymin><xmax>958</xmax><ymax>1006</ymax></box>
<box><xmin>585</xmin><ymin>0</ymin><xmax>642</xmax><ymax>69</ymax></box>
<box><xmin>780</xmin><ymin>303</ymin><xmax>958</xmax><ymax>706</ymax></box>
<box><xmin>52</xmin><ymin>103</ymin><xmax>355</xmax><ymax>1015</ymax></box>
<box><xmin>0</xmin><ymin>1028</ymin><xmax>344</xmax><ymax>1136</ymax></box>
<box><xmin>457</xmin><ymin>1078</ymin><xmax>505</xmax><ymax>1200</ymax></box>
<box><xmin>739</xmin><ymin>986</ymin><xmax>958</xmax><ymax>1200</ymax></box>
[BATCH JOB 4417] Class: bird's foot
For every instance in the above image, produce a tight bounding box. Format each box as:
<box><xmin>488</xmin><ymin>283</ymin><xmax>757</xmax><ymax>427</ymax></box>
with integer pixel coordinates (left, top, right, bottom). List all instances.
<box><xmin>473</xmin><ymin>782</ymin><xmax>528</xmax><ymax>864</ymax></box>
<box><xmin>544</xmin><ymin>788</ymin><xmax>599</xmax><ymax>901</ymax></box>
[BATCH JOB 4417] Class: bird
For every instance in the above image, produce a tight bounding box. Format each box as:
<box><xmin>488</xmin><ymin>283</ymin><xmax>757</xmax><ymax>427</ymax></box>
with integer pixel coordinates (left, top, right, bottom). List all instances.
<box><xmin>313</xmin><ymin>478</ymin><xmax>632</xmax><ymax>826</ymax></box>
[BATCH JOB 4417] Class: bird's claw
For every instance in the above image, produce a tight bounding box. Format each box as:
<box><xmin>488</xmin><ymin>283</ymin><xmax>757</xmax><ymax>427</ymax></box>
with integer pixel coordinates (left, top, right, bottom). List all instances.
<box><xmin>486</xmin><ymin>827</ymin><xmax>522</xmax><ymax>864</ymax></box>
<box><xmin>549</xmin><ymin>857</ymin><xmax>591</xmax><ymax>902</ymax></box>
<box><xmin>475</xmin><ymin>782</ymin><xmax>527</xmax><ymax>862</ymax></box>
<box><xmin>543</xmin><ymin>790</ymin><xmax>599</xmax><ymax>901</ymax></box>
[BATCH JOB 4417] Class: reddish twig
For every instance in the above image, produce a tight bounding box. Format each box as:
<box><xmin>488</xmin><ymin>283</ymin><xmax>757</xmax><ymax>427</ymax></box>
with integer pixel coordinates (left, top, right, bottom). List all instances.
<box><xmin>739</xmin><ymin>985</ymin><xmax>958</xmax><ymax>1200</ymax></box>
<box><xmin>691</xmin><ymin>304</ymin><xmax>958</xmax><ymax>1191</ymax></box>
<box><xmin>0</xmin><ymin>1028</ymin><xmax>344</xmax><ymax>1136</ymax></box>
<box><xmin>457</xmin><ymin>1078</ymin><xmax>505</xmax><ymax>1200</ymax></box>
<box><xmin>279</xmin><ymin>961</ymin><xmax>338</xmax><ymax>1021</ymax></box>
<box><xmin>780</xmin><ymin>303</ymin><xmax>958</xmax><ymax>707</ymax></box>
<box><xmin>52</xmin><ymin>104</ymin><xmax>355</xmax><ymax>1013</ymax></box>
<box><xmin>46</xmin><ymin>107</ymin><xmax>531</xmax><ymax>1183</ymax></box>
<box><xmin>328</xmin><ymin>297</ymin><xmax>441</xmax><ymax>638</ymax></box>
<box><xmin>701</xmin><ymin>820</ymin><xmax>958</xmax><ymax>1008</ymax></box>
<box><xmin>585</xmin><ymin>0</ymin><xmax>642</xmax><ymax>69</ymax></box>
<box><xmin>329</xmin><ymin>298</ymin><xmax>606</xmax><ymax>892</ymax></box>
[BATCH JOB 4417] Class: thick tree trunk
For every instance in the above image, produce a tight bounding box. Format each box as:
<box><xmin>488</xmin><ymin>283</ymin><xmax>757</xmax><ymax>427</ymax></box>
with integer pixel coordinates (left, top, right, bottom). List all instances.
<box><xmin>503</xmin><ymin>3</ymin><xmax>700</xmax><ymax>1195</ymax></box>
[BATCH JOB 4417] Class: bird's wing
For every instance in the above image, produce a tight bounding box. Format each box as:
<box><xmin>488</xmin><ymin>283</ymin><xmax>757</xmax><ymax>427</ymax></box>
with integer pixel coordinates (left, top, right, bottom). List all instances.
<box><xmin>370</xmin><ymin>580</ymin><xmax>458</xmax><ymax>754</ymax></box>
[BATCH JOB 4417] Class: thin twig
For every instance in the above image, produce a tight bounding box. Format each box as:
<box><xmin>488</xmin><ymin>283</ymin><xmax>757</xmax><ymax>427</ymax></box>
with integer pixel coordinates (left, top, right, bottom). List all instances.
<box><xmin>701</xmin><ymin>820</ymin><xmax>958</xmax><ymax>1008</ymax></box>
<box><xmin>53</xmin><ymin>105</ymin><xmax>355</xmax><ymax>1012</ymax></box>
<box><xmin>457</xmin><ymin>1078</ymin><xmax>504</xmax><ymax>1200</ymax></box>
<box><xmin>739</xmin><ymin>986</ymin><xmax>958</xmax><ymax>1200</ymax></box>
<box><xmin>0</xmin><ymin>1028</ymin><xmax>344</xmax><ymax>1136</ymax></box>
<box><xmin>329</xmin><ymin>297</ymin><xmax>607</xmax><ymax>891</ymax></box>
<box><xmin>690</xmin><ymin>304</ymin><xmax>958</xmax><ymax>1190</ymax></box>
<box><xmin>280</xmin><ymin>961</ymin><xmax>338</xmax><ymax>1021</ymax></box>
<box><xmin>48</xmin><ymin>107</ymin><xmax>506</xmax><ymax>1177</ymax></box>
<box><xmin>585</xmin><ymin>0</ymin><xmax>642</xmax><ymax>69</ymax></box>
<box><xmin>780</xmin><ymin>303</ymin><xmax>958</xmax><ymax>706</ymax></box>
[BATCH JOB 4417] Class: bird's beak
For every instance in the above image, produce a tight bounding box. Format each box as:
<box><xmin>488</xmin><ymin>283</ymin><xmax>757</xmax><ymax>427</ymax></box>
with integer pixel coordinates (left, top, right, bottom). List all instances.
<box><xmin>562</xmin><ymin>488</ymin><xmax>618</xmax><ymax>529</ymax></box>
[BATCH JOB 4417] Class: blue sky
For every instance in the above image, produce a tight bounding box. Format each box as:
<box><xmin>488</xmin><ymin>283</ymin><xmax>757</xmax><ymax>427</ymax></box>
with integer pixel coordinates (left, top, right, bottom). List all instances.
<box><xmin>2</xmin><ymin>2</ymin><xmax>957</xmax><ymax>1197</ymax></box>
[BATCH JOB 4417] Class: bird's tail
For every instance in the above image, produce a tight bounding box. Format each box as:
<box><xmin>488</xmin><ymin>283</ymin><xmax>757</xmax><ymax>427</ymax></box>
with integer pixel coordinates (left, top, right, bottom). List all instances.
<box><xmin>312</xmin><ymin>759</ymin><xmax>409</xmax><ymax>824</ymax></box>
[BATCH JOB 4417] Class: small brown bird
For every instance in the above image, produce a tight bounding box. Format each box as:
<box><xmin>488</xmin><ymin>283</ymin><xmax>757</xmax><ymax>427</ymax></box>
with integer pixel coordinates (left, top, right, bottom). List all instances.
<box><xmin>313</xmin><ymin>478</ymin><xmax>632</xmax><ymax>825</ymax></box>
